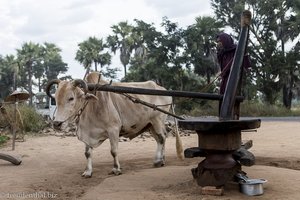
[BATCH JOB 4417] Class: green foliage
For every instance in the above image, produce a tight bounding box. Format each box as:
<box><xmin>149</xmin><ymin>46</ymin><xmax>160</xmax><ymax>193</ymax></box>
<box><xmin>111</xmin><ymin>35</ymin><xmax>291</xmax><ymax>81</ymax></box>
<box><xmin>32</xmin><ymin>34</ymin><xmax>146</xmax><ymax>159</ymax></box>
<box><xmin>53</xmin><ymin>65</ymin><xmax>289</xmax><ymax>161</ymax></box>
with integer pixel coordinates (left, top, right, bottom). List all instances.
<box><xmin>75</xmin><ymin>37</ymin><xmax>113</xmax><ymax>79</ymax></box>
<box><xmin>123</xmin><ymin>18</ymin><xmax>187</xmax><ymax>87</ymax></box>
<box><xmin>0</xmin><ymin>104</ymin><xmax>47</xmax><ymax>133</ymax></box>
<box><xmin>0</xmin><ymin>42</ymin><xmax>68</xmax><ymax>103</ymax></box>
<box><xmin>211</xmin><ymin>0</ymin><xmax>300</xmax><ymax>108</ymax></box>
<box><xmin>19</xmin><ymin>105</ymin><xmax>47</xmax><ymax>132</ymax></box>
<box><xmin>0</xmin><ymin>55</ymin><xmax>17</xmax><ymax>100</ymax></box>
<box><xmin>183</xmin><ymin>16</ymin><xmax>222</xmax><ymax>84</ymax></box>
<box><xmin>42</xmin><ymin>42</ymin><xmax>68</xmax><ymax>87</ymax></box>
<box><xmin>184</xmin><ymin>100</ymin><xmax>300</xmax><ymax>117</ymax></box>
<box><xmin>175</xmin><ymin>99</ymin><xmax>220</xmax><ymax>116</ymax></box>
<box><xmin>107</xmin><ymin>21</ymin><xmax>136</xmax><ymax>77</ymax></box>
<box><xmin>0</xmin><ymin>135</ymin><xmax>9</xmax><ymax>146</ymax></box>
<box><xmin>240</xmin><ymin>101</ymin><xmax>300</xmax><ymax>117</ymax></box>
<box><xmin>16</xmin><ymin>42</ymin><xmax>44</xmax><ymax>104</ymax></box>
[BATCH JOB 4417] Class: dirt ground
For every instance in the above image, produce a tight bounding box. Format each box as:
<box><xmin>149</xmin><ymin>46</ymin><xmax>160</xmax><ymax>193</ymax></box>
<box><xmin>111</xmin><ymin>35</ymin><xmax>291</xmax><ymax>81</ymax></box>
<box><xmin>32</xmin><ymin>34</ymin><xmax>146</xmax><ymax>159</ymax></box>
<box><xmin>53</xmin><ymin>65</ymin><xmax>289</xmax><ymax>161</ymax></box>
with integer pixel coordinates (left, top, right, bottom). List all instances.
<box><xmin>1</xmin><ymin>120</ymin><xmax>300</xmax><ymax>200</ymax></box>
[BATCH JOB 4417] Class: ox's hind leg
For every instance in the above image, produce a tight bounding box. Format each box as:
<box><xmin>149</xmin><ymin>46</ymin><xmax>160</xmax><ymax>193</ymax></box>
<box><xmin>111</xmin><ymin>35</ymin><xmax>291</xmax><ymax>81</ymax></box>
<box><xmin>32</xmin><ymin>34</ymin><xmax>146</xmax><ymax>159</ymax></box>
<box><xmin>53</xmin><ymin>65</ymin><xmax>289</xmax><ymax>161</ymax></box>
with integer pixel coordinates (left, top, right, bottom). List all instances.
<box><xmin>82</xmin><ymin>144</ymin><xmax>93</xmax><ymax>178</ymax></box>
<box><xmin>149</xmin><ymin>121</ymin><xmax>166</xmax><ymax>167</ymax></box>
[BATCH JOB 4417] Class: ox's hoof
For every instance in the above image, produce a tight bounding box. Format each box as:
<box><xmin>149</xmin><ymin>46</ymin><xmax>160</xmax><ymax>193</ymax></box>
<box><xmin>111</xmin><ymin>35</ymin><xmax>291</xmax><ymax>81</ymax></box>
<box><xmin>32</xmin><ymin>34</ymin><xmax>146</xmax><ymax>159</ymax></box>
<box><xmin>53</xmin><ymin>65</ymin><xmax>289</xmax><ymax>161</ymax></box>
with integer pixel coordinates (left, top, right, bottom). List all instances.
<box><xmin>109</xmin><ymin>168</ymin><xmax>122</xmax><ymax>175</ymax></box>
<box><xmin>153</xmin><ymin>160</ymin><xmax>165</xmax><ymax>167</ymax></box>
<box><xmin>82</xmin><ymin>170</ymin><xmax>93</xmax><ymax>178</ymax></box>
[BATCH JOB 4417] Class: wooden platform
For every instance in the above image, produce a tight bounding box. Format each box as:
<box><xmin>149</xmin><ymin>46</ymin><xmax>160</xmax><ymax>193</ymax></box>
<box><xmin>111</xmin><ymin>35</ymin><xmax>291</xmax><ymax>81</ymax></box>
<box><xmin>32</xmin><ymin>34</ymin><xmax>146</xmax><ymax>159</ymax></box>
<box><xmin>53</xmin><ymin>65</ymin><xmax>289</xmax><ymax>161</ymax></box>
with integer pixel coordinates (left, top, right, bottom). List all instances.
<box><xmin>178</xmin><ymin>118</ymin><xmax>261</xmax><ymax>132</ymax></box>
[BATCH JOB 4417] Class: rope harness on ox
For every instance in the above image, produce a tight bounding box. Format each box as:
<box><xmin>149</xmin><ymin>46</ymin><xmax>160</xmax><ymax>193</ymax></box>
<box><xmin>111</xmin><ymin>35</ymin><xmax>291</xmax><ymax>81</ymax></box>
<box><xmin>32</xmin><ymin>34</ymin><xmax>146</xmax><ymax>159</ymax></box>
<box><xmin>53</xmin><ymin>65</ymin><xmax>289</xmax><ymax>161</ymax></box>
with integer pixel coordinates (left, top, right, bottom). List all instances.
<box><xmin>73</xmin><ymin>100</ymin><xmax>89</xmax><ymax>124</ymax></box>
<box><xmin>54</xmin><ymin>99</ymin><xmax>89</xmax><ymax>125</ymax></box>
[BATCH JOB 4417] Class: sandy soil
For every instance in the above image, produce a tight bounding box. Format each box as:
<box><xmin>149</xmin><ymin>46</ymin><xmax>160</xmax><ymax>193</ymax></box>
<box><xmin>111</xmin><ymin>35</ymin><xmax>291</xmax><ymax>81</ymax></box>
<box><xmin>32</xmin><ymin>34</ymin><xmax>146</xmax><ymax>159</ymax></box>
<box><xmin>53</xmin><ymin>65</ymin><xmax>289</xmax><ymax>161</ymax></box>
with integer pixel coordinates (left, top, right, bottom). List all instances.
<box><xmin>1</xmin><ymin>120</ymin><xmax>300</xmax><ymax>200</ymax></box>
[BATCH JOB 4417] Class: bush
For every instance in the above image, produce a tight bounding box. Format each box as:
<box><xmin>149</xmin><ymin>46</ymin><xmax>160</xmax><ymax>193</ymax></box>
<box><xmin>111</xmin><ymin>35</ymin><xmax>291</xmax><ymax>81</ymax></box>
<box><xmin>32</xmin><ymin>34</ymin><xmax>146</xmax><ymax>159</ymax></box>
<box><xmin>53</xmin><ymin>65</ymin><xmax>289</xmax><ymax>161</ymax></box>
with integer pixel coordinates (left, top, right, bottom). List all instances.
<box><xmin>0</xmin><ymin>104</ymin><xmax>47</xmax><ymax>133</ymax></box>
<box><xmin>188</xmin><ymin>100</ymin><xmax>219</xmax><ymax>117</ymax></box>
<box><xmin>19</xmin><ymin>105</ymin><xmax>48</xmax><ymax>132</ymax></box>
<box><xmin>240</xmin><ymin>101</ymin><xmax>300</xmax><ymax>117</ymax></box>
<box><xmin>0</xmin><ymin>135</ymin><xmax>9</xmax><ymax>145</ymax></box>
<box><xmin>177</xmin><ymin>100</ymin><xmax>300</xmax><ymax>117</ymax></box>
<box><xmin>174</xmin><ymin>98</ymin><xmax>220</xmax><ymax>117</ymax></box>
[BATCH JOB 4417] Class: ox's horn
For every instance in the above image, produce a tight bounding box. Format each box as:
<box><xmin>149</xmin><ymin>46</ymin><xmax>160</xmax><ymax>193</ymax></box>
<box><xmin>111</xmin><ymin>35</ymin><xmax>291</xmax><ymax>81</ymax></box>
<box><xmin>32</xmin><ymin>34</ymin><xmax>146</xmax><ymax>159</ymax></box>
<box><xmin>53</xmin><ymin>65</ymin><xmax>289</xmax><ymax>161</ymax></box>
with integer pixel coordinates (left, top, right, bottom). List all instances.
<box><xmin>45</xmin><ymin>79</ymin><xmax>60</xmax><ymax>99</ymax></box>
<box><xmin>72</xmin><ymin>79</ymin><xmax>88</xmax><ymax>94</ymax></box>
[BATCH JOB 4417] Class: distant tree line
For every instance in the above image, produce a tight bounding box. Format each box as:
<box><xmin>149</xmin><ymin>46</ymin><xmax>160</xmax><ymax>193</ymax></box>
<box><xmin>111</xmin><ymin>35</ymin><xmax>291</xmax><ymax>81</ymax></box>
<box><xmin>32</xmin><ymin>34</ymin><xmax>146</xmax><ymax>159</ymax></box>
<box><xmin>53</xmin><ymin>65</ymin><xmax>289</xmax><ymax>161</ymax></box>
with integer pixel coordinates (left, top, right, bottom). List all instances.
<box><xmin>0</xmin><ymin>42</ymin><xmax>69</xmax><ymax>105</ymax></box>
<box><xmin>0</xmin><ymin>0</ymin><xmax>299</xmax><ymax>110</ymax></box>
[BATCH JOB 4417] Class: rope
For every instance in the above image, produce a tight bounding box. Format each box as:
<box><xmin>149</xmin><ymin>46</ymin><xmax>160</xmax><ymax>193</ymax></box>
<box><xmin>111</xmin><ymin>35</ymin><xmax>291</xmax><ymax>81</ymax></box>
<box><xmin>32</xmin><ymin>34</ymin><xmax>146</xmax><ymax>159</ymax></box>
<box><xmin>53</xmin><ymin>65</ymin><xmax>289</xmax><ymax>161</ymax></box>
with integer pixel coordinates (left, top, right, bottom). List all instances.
<box><xmin>198</xmin><ymin>73</ymin><xmax>221</xmax><ymax>93</ymax></box>
<box><xmin>120</xmin><ymin>93</ymin><xmax>184</xmax><ymax>120</ymax></box>
<box><xmin>198</xmin><ymin>58</ymin><xmax>234</xmax><ymax>93</ymax></box>
<box><xmin>73</xmin><ymin>100</ymin><xmax>89</xmax><ymax>124</ymax></box>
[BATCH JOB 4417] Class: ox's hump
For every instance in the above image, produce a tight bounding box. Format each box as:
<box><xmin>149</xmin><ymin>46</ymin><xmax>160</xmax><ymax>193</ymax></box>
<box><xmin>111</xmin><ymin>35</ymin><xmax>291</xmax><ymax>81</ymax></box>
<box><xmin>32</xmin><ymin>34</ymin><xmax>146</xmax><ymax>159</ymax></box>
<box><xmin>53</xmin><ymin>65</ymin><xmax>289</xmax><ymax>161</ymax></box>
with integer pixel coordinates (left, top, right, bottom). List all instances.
<box><xmin>114</xmin><ymin>80</ymin><xmax>165</xmax><ymax>90</ymax></box>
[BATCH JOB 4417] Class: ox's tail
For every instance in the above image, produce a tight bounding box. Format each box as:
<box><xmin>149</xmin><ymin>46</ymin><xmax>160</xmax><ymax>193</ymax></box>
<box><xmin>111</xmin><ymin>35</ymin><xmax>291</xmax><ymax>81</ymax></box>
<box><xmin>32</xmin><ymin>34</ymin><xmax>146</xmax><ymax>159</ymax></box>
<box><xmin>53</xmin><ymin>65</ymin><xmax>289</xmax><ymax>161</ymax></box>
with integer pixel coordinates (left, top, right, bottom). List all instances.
<box><xmin>175</xmin><ymin>124</ymin><xmax>184</xmax><ymax>160</ymax></box>
<box><xmin>171</xmin><ymin>104</ymin><xmax>184</xmax><ymax>160</ymax></box>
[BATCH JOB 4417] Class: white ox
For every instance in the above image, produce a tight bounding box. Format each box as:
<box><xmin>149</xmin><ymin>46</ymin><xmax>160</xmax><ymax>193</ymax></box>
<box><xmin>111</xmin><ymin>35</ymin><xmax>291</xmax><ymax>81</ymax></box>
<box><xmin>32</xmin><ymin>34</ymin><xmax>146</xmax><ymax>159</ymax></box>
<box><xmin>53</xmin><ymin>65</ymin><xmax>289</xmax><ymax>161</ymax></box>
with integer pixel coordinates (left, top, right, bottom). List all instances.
<box><xmin>46</xmin><ymin>72</ymin><xmax>183</xmax><ymax>177</ymax></box>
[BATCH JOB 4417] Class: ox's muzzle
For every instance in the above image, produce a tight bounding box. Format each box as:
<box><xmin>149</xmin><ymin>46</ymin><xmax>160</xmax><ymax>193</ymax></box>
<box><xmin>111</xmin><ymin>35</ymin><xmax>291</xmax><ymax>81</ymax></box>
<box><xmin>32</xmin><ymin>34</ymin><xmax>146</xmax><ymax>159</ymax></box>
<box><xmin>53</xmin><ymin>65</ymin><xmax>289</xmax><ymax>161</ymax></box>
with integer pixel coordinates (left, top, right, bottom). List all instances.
<box><xmin>53</xmin><ymin>121</ymin><xmax>63</xmax><ymax>130</ymax></box>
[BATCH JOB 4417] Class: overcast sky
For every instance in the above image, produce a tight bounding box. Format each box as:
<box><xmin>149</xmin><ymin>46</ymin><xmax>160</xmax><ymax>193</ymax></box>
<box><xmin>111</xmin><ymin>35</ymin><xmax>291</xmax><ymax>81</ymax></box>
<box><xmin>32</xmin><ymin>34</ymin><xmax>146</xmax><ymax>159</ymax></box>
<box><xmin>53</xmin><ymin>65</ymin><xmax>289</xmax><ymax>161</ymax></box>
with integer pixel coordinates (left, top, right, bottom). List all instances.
<box><xmin>0</xmin><ymin>0</ymin><xmax>213</xmax><ymax>80</ymax></box>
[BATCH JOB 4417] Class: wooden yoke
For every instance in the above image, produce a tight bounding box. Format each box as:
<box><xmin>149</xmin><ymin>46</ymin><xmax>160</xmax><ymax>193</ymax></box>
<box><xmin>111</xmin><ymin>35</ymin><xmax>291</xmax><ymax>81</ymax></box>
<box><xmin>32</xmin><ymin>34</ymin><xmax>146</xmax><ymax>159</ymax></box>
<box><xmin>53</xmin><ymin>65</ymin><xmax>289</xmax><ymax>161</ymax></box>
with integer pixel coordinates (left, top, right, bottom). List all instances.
<box><xmin>219</xmin><ymin>10</ymin><xmax>251</xmax><ymax>120</ymax></box>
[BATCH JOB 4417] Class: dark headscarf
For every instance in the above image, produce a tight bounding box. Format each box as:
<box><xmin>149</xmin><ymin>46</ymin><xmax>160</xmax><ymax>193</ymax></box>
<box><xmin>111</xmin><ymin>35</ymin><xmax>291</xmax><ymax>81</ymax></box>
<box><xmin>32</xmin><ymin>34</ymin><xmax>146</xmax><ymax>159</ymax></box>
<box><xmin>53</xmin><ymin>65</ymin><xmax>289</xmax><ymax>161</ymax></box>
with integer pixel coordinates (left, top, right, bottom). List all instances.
<box><xmin>216</xmin><ymin>32</ymin><xmax>236</xmax><ymax>67</ymax></box>
<box><xmin>217</xmin><ymin>33</ymin><xmax>236</xmax><ymax>51</ymax></box>
<box><xmin>216</xmin><ymin>32</ymin><xmax>251</xmax><ymax>94</ymax></box>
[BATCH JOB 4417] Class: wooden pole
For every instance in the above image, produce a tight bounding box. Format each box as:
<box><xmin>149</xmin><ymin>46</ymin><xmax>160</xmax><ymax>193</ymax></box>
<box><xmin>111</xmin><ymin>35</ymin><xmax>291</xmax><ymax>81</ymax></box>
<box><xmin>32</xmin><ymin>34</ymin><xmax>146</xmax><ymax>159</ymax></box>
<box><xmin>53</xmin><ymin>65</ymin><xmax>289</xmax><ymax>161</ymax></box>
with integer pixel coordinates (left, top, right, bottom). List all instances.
<box><xmin>219</xmin><ymin>11</ymin><xmax>251</xmax><ymax>120</ymax></box>
<box><xmin>12</xmin><ymin>99</ymin><xmax>17</xmax><ymax>151</ymax></box>
<box><xmin>87</xmin><ymin>83</ymin><xmax>245</xmax><ymax>102</ymax></box>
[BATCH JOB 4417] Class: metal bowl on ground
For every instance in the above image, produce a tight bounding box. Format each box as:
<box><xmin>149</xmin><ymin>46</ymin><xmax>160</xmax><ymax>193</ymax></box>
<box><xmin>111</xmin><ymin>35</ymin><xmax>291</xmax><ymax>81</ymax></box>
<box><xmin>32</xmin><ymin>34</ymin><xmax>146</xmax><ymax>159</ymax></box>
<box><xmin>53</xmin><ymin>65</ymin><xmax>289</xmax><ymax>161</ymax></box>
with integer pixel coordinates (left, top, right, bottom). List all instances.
<box><xmin>239</xmin><ymin>178</ymin><xmax>267</xmax><ymax>196</ymax></box>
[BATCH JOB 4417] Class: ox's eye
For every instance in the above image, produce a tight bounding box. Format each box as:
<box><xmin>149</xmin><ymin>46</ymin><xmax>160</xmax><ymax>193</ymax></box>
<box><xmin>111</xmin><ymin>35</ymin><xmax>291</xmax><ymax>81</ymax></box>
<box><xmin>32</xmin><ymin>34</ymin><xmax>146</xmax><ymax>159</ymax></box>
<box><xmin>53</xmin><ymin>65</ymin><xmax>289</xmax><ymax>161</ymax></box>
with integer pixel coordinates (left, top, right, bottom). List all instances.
<box><xmin>68</xmin><ymin>97</ymin><xmax>74</xmax><ymax>102</ymax></box>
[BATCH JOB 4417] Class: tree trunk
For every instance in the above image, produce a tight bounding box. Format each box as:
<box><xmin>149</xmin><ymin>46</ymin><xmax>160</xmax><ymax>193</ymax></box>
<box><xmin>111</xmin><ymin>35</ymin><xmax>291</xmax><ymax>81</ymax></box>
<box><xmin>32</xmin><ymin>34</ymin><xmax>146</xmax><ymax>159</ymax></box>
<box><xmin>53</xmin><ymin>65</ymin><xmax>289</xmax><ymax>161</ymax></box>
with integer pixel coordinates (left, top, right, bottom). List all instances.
<box><xmin>94</xmin><ymin>62</ymin><xmax>98</xmax><ymax>72</ymax></box>
<box><xmin>180</xmin><ymin>71</ymin><xmax>184</xmax><ymax>91</ymax></box>
<box><xmin>83</xmin><ymin>67</ymin><xmax>90</xmax><ymax>80</ymax></box>
<box><xmin>282</xmin><ymin>85</ymin><xmax>292</xmax><ymax>109</ymax></box>
<box><xmin>38</xmin><ymin>78</ymin><xmax>41</xmax><ymax>92</ymax></box>
<box><xmin>280</xmin><ymin>38</ymin><xmax>293</xmax><ymax>109</ymax></box>
<box><xmin>206</xmin><ymin>73</ymin><xmax>211</xmax><ymax>85</ymax></box>
<box><xmin>123</xmin><ymin>64</ymin><xmax>127</xmax><ymax>78</ymax></box>
<box><xmin>264</xmin><ymin>87</ymin><xmax>277</xmax><ymax>105</ymax></box>
<box><xmin>282</xmin><ymin>69</ymin><xmax>293</xmax><ymax>110</ymax></box>
<box><xmin>28</xmin><ymin>63</ymin><xmax>33</xmax><ymax>106</ymax></box>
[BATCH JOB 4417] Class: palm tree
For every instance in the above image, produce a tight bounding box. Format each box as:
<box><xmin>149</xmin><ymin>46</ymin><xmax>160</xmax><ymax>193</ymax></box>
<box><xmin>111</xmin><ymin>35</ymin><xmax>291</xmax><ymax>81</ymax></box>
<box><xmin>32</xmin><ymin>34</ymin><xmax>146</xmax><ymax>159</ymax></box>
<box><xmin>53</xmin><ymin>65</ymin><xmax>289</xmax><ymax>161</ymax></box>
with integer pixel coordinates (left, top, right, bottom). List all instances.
<box><xmin>16</xmin><ymin>42</ymin><xmax>43</xmax><ymax>105</ymax></box>
<box><xmin>75</xmin><ymin>39</ymin><xmax>93</xmax><ymax>79</ymax></box>
<box><xmin>0</xmin><ymin>55</ymin><xmax>18</xmax><ymax>99</ymax></box>
<box><xmin>184</xmin><ymin>16</ymin><xmax>222</xmax><ymax>84</ymax></box>
<box><xmin>42</xmin><ymin>42</ymin><xmax>68</xmax><ymax>91</ymax></box>
<box><xmin>75</xmin><ymin>36</ymin><xmax>111</xmax><ymax>79</ymax></box>
<box><xmin>275</xmin><ymin>1</ymin><xmax>300</xmax><ymax>108</ymax></box>
<box><xmin>107</xmin><ymin>21</ymin><xmax>135</xmax><ymax>78</ymax></box>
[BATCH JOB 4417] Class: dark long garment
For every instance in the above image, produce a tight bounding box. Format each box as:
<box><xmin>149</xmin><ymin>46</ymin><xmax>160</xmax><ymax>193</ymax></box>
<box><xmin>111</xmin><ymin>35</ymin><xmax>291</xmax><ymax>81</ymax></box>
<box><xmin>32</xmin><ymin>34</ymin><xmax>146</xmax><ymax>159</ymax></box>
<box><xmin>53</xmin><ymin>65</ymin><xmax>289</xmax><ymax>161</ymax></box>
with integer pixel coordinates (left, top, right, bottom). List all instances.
<box><xmin>217</xmin><ymin>33</ymin><xmax>251</xmax><ymax>94</ymax></box>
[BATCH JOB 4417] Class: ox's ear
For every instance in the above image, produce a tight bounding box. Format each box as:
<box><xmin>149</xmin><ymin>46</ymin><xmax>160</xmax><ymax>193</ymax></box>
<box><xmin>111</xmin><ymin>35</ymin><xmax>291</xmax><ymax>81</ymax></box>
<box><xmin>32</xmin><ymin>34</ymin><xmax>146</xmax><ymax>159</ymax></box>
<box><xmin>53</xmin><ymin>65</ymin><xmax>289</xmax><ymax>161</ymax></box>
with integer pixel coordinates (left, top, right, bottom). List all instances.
<box><xmin>84</xmin><ymin>93</ymin><xmax>98</xmax><ymax>101</ymax></box>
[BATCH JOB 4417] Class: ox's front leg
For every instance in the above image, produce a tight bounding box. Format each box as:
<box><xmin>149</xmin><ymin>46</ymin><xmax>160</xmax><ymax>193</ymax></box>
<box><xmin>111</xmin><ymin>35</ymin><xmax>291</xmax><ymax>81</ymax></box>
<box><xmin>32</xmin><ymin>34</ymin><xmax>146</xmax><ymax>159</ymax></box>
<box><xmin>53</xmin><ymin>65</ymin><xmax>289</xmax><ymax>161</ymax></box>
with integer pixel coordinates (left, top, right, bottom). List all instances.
<box><xmin>82</xmin><ymin>145</ymin><xmax>93</xmax><ymax>178</ymax></box>
<box><xmin>108</xmin><ymin>132</ymin><xmax>122</xmax><ymax>175</ymax></box>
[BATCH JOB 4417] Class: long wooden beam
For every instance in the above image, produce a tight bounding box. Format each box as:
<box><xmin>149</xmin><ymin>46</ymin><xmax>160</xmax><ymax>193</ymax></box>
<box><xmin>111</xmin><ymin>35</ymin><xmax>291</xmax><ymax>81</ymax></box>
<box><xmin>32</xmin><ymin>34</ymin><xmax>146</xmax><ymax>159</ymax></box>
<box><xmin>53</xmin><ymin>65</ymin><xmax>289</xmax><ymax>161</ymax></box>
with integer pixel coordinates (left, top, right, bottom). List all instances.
<box><xmin>87</xmin><ymin>83</ymin><xmax>244</xmax><ymax>102</ymax></box>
